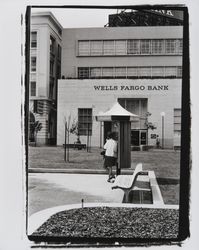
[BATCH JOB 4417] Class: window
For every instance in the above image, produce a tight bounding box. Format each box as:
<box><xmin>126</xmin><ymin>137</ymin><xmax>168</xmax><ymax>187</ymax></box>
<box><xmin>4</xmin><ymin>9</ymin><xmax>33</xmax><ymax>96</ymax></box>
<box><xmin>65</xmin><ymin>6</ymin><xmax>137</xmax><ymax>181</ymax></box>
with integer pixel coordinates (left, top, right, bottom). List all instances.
<box><xmin>57</xmin><ymin>64</ymin><xmax>61</xmax><ymax>79</ymax></box>
<box><xmin>78</xmin><ymin>67</ymin><xmax>89</xmax><ymax>79</ymax></box>
<box><xmin>103</xmin><ymin>40</ymin><xmax>114</xmax><ymax>55</ymax></box>
<box><xmin>174</xmin><ymin>109</ymin><xmax>181</xmax><ymax>132</ymax></box>
<box><xmin>102</xmin><ymin>67</ymin><xmax>114</xmax><ymax>78</ymax></box>
<box><xmin>140</xmin><ymin>40</ymin><xmax>151</xmax><ymax>54</ymax></box>
<box><xmin>58</xmin><ymin>44</ymin><xmax>62</xmax><ymax>60</ymax></box>
<box><xmin>151</xmin><ymin>40</ymin><xmax>164</xmax><ymax>54</ymax></box>
<box><xmin>176</xmin><ymin>39</ymin><xmax>183</xmax><ymax>54</ymax></box>
<box><xmin>165</xmin><ymin>39</ymin><xmax>176</xmax><ymax>54</ymax></box>
<box><xmin>127</xmin><ymin>40</ymin><xmax>140</xmax><ymax>54</ymax></box>
<box><xmin>50</xmin><ymin>60</ymin><xmax>54</xmax><ymax>76</ymax></box>
<box><xmin>115</xmin><ymin>40</ymin><xmax>126</xmax><ymax>55</ymax></box>
<box><xmin>50</xmin><ymin>36</ymin><xmax>55</xmax><ymax>54</ymax></box>
<box><xmin>90</xmin><ymin>68</ymin><xmax>101</xmax><ymax>78</ymax></box>
<box><xmin>127</xmin><ymin>67</ymin><xmax>138</xmax><ymax>78</ymax></box>
<box><xmin>165</xmin><ymin>67</ymin><xmax>177</xmax><ymax>78</ymax></box>
<box><xmin>30</xmin><ymin>81</ymin><xmax>36</xmax><ymax>96</ymax></box>
<box><xmin>31</xmin><ymin>32</ymin><xmax>37</xmax><ymax>48</ymax></box>
<box><xmin>173</xmin><ymin>108</ymin><xmax>181</xmax><ymax>148</ymax></box>
<box><xmin>78</xmin><ymin>108</ymin><xmax>92</xmax><ymax>136</ymax></box>
<box><xmin>34</xmin><ymin>100</ymin><xmax>43</xmax><ymax>114</ymax></box>
<box><xmin>152</xmin><ymin>67</ymin><xmax>164</xmax><ymax>78</ymax></box>
<box><xmin>49</xmin><ymin>77</ymin><xmax>54</xmax><ymax>99</ymax></box>
<box><xmin>33</xmin><ymin>100</ymin><xmax>38</xmax><ymax>113</ymax></box>
<box><xmin>137</xmin><ymin>67</ymin><xmax>151</xmax><ymax>78</ymax></box>
<box><xmin>31</xmin><ymin>57</ymin><xmax>36</xmax><ymax>72</ymax></box>
<box><xmin>90</xmin><ymin>41</ymin><xmax>103</xmax><ymax>56</ymax></box>
<box><xmin>78</xmin><ymin>41</ymin><xmax>90</xmax><ymax>56</ymax></box>
<box><xmin>115</xmin><ymin>67</ymin><xmax>126</xmax><ymax>78</ymax></box>
<box><xmin>30</xmin><ymin>73</ymin><xmax>36</xmax><ymax>81</ymax></box>
<box><xmin>177</xmin><ymin>66</ymin><xmax>182</xmax><ymax>78</ymax></box>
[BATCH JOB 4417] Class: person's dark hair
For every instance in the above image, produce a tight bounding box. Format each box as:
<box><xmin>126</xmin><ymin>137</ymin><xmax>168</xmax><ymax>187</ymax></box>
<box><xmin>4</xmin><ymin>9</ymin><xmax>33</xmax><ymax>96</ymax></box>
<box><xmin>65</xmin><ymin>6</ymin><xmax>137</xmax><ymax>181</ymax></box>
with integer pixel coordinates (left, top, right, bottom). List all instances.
<box><xmin>107</xmin><ymin>131</ymin><xmax>117</xmax><ymax>140</ymax></box>
<box><xmin>106</xmin><ymin>131</ymin><xmax>112</xmax><ymax>139</ymax></box>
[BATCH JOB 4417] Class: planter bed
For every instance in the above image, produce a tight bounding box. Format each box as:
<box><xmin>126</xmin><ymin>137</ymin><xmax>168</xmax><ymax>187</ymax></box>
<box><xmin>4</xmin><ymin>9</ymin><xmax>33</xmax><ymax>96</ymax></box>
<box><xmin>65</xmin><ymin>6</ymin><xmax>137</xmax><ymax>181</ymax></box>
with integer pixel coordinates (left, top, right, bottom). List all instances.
<box><xmin>32</xmin><ymin>207</ymin><xmax>179</xmax><ymax>239</ymax></box>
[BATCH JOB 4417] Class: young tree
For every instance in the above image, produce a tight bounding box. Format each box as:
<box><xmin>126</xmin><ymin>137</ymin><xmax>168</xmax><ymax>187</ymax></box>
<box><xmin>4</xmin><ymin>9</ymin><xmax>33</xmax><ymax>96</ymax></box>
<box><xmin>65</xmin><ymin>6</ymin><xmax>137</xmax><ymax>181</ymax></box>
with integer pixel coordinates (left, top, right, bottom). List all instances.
<box><xmin>29</xmin><ymin>112</ymin><xmax>42</xmax><ymax>146</ymax></box>
<box><xmin>63</xmin><ymin>115</ymin><xmax>79</xmax><ymax>162</ymax></box>
<box><xmin>145</xmin><ymin>112</ymin><xmax>157</xmax><ymax>130</ymax></box>
<box><xmin>145</xmin><ymin>112</ymin><xmax>157</xmax><ymax>146</ymax></box>
<box><xmin>34</xmin><ymin>121</ymin><xmax>42</xmax><ymax>146</ymax></box>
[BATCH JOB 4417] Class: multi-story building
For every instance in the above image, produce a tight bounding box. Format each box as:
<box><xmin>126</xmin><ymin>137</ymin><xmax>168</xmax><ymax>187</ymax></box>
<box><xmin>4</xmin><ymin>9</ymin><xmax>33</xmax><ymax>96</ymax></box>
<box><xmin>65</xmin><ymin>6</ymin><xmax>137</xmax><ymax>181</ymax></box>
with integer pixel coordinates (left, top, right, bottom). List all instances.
<box><xmin>29</xmin><ymin>10</ymin><xmax>183</xmax><ymax>149</ymax></box>
<box><xmin>57</xmin><ymin>20</ymin><xmax>183</xmax><ymax>149</ymax></box>
<box><xmin>29</xmin><ymin>12</ymin><xmax>62</xmax><ymax>145</ymax></box>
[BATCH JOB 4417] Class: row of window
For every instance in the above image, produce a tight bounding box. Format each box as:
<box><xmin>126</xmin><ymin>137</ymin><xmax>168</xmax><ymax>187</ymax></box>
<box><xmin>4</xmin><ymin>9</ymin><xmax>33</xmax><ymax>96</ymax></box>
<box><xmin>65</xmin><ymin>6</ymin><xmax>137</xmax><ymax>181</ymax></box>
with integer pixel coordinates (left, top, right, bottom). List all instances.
<box><xmin>78</xmin><ymin>39</ymin><xmax>183</xmax><ymax>56</ymax></box>
<box><xmin>78</xmin><ymin>66</ymin><xmax>182</xmax><ymax>79</ymax></box>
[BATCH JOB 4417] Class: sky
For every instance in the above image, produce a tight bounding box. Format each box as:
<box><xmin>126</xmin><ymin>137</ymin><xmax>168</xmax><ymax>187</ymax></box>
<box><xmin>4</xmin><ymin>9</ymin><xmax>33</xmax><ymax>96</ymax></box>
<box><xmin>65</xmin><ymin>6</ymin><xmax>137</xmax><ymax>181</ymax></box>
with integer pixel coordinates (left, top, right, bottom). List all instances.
<box><xmin>31</xmin><ymin>7</ymin><xmax>129</xmax><ymax>28</ymax></box>
<box><xmin>30</xmin><ymin>0</ymin><xmax>145</xmax><ymax>28</ymax></box>
<box><xmin>31</xmin><ymin>4</ymin><xmax>184</xmax><ymax>29</ymax></box>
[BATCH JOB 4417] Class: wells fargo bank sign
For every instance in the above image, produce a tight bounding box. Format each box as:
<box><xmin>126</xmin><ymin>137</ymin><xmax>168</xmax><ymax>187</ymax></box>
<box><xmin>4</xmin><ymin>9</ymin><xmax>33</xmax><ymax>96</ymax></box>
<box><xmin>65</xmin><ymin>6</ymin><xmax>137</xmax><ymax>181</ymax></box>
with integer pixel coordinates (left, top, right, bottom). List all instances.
<box><xmin>93</xmin><ymin>84</ymin><xmax>169</xmax><ymax>91</ymax></box>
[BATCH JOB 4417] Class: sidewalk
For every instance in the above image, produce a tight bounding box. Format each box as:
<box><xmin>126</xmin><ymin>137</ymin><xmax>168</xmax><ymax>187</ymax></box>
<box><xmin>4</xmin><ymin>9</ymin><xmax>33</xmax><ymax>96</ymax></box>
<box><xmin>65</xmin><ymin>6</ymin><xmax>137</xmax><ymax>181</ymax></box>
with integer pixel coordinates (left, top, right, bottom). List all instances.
<box><xmin>28</xmin><ymin>173</ymin><xmax>124</xmax><ymax>216</ymax></box>
<box><xmin>28</xmin><ymin>146</ymin><xmax>180</xmax><ymax>211</ymax></box>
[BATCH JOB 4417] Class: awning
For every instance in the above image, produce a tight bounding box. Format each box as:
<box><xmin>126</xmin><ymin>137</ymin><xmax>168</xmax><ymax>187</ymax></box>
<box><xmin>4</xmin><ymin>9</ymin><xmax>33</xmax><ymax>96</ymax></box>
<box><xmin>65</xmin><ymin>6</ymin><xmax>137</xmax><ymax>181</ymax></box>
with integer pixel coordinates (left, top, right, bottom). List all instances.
<box><xmin>96</xmin><ymin>102</ymin><xmax>139</xmax><ymax>122</ymax></box>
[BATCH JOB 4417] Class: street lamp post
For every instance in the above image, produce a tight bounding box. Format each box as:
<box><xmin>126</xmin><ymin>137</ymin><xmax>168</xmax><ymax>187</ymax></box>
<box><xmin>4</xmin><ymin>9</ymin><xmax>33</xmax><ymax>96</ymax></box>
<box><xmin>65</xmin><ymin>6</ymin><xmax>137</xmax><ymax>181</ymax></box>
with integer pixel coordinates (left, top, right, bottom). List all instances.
<box><xmin>160</xmin><ymin>112</ymin><xmax>165</xmax><ymax>149</ymax></box>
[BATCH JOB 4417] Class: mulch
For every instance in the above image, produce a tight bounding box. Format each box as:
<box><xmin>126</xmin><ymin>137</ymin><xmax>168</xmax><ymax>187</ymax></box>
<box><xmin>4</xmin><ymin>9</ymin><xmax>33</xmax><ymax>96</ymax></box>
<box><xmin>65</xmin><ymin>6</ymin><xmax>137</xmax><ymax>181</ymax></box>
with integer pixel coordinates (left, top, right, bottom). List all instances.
<box><xmin>32</xmin><ymin>207</ymin><xmax>179</xmax><ymax>239</ymax></box>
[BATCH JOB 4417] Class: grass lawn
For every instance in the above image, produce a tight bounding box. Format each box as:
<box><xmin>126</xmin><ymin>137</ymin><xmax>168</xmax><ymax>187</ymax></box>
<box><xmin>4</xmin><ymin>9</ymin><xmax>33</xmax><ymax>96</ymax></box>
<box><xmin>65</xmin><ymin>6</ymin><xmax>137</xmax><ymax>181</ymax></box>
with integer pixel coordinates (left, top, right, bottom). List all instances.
<box><xmin>29</xmin><ymin>146</ymin><xmax>180</xmax><ymax>176</ymax></box>
<box><xmin>28</xmin><ymin>146</ymin><xmax>180</xmax><ymax>204</ymax></box>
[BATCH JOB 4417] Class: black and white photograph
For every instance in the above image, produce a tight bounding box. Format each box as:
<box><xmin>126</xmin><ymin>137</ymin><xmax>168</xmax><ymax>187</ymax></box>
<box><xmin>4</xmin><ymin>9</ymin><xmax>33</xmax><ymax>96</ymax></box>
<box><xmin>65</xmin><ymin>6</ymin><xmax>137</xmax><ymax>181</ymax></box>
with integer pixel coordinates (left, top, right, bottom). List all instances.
<box><xmin>26</xmin><ymin>4</ymin><xmax>190</xmax><ymax>247</ymax></box>
<box><xmin>2</xmin><ymin>0</ymin><xmax>199</xmax><ymax>249</ymax></box>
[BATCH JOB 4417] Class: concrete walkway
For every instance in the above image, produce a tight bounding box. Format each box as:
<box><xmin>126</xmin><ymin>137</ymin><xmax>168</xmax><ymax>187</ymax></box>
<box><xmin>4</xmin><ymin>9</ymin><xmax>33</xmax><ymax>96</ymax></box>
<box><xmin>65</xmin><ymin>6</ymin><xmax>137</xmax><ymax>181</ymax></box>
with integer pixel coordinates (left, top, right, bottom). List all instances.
<box><xmin>28</xmin><ymin>173</ymin><xmax>124</xmax><ymax>216</ymax></box>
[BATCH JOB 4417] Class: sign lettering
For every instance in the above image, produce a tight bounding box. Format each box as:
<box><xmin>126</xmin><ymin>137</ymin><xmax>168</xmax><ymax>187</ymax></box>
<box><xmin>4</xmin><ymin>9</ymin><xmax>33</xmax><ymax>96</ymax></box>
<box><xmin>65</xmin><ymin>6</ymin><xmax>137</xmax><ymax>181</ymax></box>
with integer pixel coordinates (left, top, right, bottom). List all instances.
<box><xmin>93</xmin><ymin>85</ymin><xmax>169</xmax><ymax>91</ymax></box>
<box><xmin>153</xmin><ymin>9</ymin><xmax>174</xmax><ymax>17</ymax></box>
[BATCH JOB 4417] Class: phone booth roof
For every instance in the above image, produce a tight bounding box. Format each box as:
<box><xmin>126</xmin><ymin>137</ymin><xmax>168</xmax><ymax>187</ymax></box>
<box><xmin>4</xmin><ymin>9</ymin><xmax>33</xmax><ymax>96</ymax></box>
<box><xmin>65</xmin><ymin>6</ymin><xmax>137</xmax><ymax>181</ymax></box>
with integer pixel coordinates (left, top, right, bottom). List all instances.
<box><xmin>96</xmin><ymin>102</ymin><xmax>139</xmax><ymax>122</ymax></box>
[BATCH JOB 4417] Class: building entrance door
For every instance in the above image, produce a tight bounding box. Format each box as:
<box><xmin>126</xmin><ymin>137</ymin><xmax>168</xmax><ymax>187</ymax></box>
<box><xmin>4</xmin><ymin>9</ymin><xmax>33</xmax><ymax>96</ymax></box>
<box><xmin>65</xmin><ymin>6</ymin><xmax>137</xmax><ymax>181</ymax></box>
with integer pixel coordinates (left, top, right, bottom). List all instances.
<box><xmin>131</xmin><ymin>130</ymin><xmax>139</xmax><ymax>146</ymax></box>
<box><xmin>131</xmin><ymin>130</ymin><xmax>147</xmax><ymax>146</ymax></box>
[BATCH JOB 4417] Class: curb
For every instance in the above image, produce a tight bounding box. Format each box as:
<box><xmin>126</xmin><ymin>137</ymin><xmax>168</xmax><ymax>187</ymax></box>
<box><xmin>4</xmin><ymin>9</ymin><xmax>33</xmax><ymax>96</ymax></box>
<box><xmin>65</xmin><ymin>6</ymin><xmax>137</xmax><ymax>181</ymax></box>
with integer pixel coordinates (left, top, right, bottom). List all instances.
<box><xmin>28</xmin><ymin>168</ymin><xmax>134</xmax><ymax>174</ymax></box>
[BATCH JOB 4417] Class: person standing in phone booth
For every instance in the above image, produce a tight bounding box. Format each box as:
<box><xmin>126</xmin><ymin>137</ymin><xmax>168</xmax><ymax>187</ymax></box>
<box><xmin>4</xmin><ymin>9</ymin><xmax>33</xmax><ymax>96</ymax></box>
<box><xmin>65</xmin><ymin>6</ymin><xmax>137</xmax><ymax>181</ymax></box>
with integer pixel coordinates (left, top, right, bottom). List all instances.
<box><xmin>103</xmin><ymin>131</ymin><xmax>118</xmax><ymax>183</ymax></box>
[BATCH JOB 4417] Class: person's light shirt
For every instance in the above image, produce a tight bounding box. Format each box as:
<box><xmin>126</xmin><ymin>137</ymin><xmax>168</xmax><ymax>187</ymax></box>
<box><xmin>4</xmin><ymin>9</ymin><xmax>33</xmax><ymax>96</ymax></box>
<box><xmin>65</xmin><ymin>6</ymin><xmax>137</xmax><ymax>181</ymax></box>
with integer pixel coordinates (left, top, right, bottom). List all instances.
<box><xmin>104</xmin><ymin>139</ymin><xmax>117</xmax><ymax>158</ymax></box>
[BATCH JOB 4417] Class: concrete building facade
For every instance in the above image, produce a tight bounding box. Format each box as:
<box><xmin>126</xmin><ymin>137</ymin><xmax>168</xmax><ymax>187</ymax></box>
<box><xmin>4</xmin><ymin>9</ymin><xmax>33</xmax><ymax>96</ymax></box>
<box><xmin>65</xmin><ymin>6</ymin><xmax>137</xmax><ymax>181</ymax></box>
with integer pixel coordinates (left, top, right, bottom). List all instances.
<box><xmin>29</xmin><ymin>12</ymin><xmax>62</xmax><ymax>145</ymax></box>
<box><xmin>57</xmin><ymin>26</ymin><xmax>183</xmax><ymax>149</ymax></box>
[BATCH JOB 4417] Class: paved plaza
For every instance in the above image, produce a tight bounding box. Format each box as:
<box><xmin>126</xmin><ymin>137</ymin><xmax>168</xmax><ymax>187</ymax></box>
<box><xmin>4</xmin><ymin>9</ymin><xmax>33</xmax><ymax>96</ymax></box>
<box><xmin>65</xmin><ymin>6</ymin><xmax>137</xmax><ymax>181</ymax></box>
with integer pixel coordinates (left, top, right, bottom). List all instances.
<box><xmin>28</xmin><ymin>147</ymin><xmax>181</xmax><ymax>241</ymax></box>
<box><xmin>28</xmin><ymin>146</ymin><xmax>180</xmax><ymax>213</ymax></box>
<box><xmin>28</xmin><ymin>173</ymin><xmax>124</xmax><ymax>216</ymax></box>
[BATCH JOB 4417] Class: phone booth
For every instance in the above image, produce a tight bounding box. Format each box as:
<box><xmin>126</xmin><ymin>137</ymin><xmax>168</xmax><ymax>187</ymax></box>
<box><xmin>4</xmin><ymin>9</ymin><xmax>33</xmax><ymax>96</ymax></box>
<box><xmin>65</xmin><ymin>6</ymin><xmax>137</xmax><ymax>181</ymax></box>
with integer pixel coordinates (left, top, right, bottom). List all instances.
<box><xmin>96</xmin><ymin>102</ymin><xmax>139</xmax><ymax>175</ymax></box>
